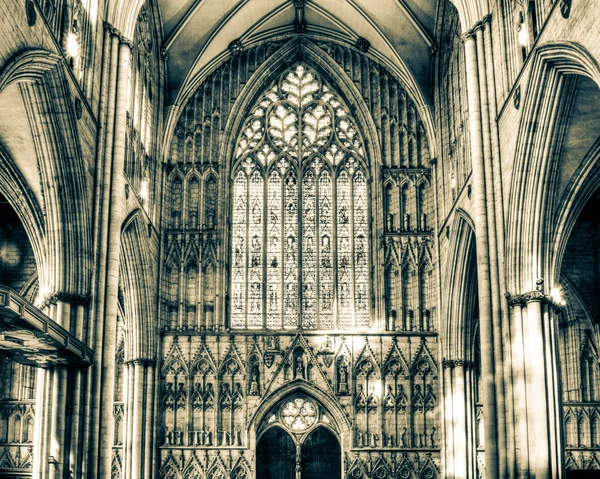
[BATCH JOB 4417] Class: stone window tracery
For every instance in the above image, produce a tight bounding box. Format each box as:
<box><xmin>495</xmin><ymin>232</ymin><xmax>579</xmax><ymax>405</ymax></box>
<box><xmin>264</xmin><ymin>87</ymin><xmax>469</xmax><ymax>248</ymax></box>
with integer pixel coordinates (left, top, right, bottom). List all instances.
<box><xmin>230</xmin><ymin>64</ymin><xmax>370</xmax><ymax>330</ymax></box>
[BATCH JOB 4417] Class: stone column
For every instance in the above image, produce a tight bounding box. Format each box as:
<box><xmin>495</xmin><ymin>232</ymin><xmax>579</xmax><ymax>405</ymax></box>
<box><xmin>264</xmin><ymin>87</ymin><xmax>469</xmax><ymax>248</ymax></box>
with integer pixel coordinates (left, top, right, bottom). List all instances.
<box><xmin>462</xmin><ymin>26</ymin><xmax>500</xmax><ymax>479</ymax></box>
<box><xmin>508</xmin><ymin>281</ymin><xmax>565</xmax><ymax>478</ymax></box>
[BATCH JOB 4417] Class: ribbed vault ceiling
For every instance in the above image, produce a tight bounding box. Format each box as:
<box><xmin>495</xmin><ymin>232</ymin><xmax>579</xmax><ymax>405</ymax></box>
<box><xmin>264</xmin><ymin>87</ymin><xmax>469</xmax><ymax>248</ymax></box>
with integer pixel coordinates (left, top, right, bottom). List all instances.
<box><xmin>159</xmin><ymin>0</ymin><xmax>437</xmax><ymax>108</ymax></box>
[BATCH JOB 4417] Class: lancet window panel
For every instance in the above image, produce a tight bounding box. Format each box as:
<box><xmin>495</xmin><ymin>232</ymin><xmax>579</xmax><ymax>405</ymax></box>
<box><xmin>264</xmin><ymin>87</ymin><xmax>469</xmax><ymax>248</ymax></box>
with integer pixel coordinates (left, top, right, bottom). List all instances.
<box><xmin>229</xmin><ymin>64</ymin><xmax>371</xmax><ymax>330</ymax></box>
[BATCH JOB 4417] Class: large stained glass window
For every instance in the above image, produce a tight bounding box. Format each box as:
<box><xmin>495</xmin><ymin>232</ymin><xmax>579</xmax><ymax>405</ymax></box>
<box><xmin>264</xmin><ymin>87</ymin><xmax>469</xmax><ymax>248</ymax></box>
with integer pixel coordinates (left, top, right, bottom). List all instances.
<box><xmin>230</xmin><ymin>64</ymin><xmax>370</xmax><ymax>329</ymax></box>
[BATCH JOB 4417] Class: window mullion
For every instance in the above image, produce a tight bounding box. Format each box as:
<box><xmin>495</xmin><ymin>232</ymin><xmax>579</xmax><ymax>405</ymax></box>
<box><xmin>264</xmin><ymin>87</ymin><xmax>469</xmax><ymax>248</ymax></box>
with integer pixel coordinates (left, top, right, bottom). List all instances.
<box><xmin>245</xmin><ymin>171</ymin><xmax>250</xmax><ymax>329</ymax></box>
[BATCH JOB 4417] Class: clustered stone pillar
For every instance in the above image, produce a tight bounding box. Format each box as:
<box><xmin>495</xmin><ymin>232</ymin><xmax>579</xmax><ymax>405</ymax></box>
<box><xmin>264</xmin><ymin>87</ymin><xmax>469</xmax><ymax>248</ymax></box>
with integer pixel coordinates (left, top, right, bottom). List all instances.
<box><xmin>442</xmin><ymin>360</ymin><xmax>478</xmax><ymax>479</ymax></box>
<box><xmin>462</xmin><ymin>23</ymin><xmax>500</xmax><ymax>479</ymax></box>
<box><xmin>508</xmin><ymin>282</ymin><xmax>564</xmax><ymax>478</ymax></box>
<box><xmin>32</xmin><ymin>295</ymin><xmax>89</xmax><ymax>479</ymax></box>
<box><xmin>122</xmin><ymin>359</ymin><xmax>156</xmax><ymax>479</ymax></box>
<box><xmin>459</xmin><ymin>13</ymin><xmax>565</xmax><ymax>479</ymax></box>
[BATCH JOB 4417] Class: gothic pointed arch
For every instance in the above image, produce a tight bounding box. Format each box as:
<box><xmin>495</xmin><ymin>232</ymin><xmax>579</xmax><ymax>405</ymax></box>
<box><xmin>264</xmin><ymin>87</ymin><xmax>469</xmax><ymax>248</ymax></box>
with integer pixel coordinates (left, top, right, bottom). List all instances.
<box><xmin>227</xmin><ymin>56</ymin><xmax>374</xmax><ymax>330</ymax></box>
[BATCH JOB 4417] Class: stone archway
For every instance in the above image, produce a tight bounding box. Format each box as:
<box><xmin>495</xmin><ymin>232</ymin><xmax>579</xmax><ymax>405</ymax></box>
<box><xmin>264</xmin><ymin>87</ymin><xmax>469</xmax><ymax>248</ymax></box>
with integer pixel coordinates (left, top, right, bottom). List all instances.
<box><xmin>256</xmin><ymin>393</ymin><xmax>341</xmax><ymax>479</ymax></box>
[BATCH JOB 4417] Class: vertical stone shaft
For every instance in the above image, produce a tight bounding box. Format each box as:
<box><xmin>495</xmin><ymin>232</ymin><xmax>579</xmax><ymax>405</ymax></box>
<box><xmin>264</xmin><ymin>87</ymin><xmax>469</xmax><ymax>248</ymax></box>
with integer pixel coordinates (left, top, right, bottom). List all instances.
<box><xmin>99</xmin><ymin>39</ymin><xmax>132</xmax><ymax>478</ymax></box>
<box><xmin>463</xmin><ymin>30</ymin><xmax>499</xmax><ymax>479</ymax></box>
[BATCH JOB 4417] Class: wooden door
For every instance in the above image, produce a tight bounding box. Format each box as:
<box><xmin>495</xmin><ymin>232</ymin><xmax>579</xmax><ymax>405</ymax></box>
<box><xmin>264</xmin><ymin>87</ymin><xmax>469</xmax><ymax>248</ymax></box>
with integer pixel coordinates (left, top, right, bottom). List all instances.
<box><xmin>256</xmin><ymin>426</ymin><xmax>296</xmax><ymax>479</ymax></box>
<box><xmin>301</xmin><ymin>427</ymin><xmax>341</xmax><ymax>479</ymax></box>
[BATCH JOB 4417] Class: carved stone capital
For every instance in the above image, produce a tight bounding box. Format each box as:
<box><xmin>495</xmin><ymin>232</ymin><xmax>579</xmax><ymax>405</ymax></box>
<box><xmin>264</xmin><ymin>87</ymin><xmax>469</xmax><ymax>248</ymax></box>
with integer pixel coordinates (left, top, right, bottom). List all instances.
<box><xmin>441</xmin><ymin>359</ymin><xmax>455</xmax><ymax>369</ymax></box>
<box><xmin>104</xmin><ymin>22</ymin><xmax>134</xmax><ymax>49</ymax></box>
<box><xmin>482</xmin><ymin>13</ymin><xmax>492</xmax><ymax>25</ymax></box>
<box><xmin>506</xmin><ymin>279</ymin><xmax>564</xmax><ymax>310</ymax></box>
<box><xmin>228</xmin><ymin>39</ymin><xmax>243</xmax><ymax>57</ymax></box>
<box><xmin>461</xmin><ymin>29</ymin><xmax>475</xmax><ymax>43</ymax></box>
<box><xmin>38</xmin><ymin>291</ymin><xmax>90</xmax><ymax>309</ymax></box>
<box><xmin>472</xmin><ymin>21</ymin><xmax>484</xmax><ymax>33</ymax></box>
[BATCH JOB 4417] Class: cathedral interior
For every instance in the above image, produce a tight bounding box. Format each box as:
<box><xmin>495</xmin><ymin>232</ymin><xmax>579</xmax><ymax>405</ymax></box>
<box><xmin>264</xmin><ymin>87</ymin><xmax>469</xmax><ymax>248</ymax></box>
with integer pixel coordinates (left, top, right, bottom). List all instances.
<box><xmin>0</xmin><ymin>0</ymin><xmax>600</xmax><ymax>477</ymax></box>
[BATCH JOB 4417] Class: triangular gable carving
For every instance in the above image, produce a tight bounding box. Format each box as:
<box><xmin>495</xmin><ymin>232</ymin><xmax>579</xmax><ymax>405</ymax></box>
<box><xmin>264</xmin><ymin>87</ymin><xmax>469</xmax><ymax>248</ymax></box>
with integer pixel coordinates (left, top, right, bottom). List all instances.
<box><xmin>401</xmin><ymin>240</ymin><xmax>418</xmax><ymax>271</ymax></box>
<box><xmin>189</xmin><ymin>338</ymin><xmax>217</xmax><ymax>377</ymax></box>
<box><xmin>371</xmin><ymin>454</ymin><xmax>392</xmax><ymax>478</ymax></box>
<box><xmin>183</xmin><ymin>236</ymin><xmax>201</xmax><ymax>264</ymax></box>
<box><xmin>354</xmin><ymin>337</ymin><xmax>380</xmax><ymax>377</ymax></box>
<box><xmin>260</xmin><ymin>333</ymin><xmax>337</xmax><ymax>400</ymax></box>
<box><xmin>411</xmin><ymin>338</ymin><xmax>438</xmax><ymax>377</ymax></box>
<box><xmin>218</xmin><ymin>338</ymin><xmax>246</xmax><ymax>376</ymax></box>
<box><xmin>162</xmin><ymin>337</ymin><xmax>189</xmax><ymax>377</ymax></box>
<box><xmin>158</xmin><ymin>450</ymin><xmax>180</xmax><ymax>478</ymax></box>
<box><xmin>231</xmin><ymin>454</ymin><xmax>252</xmax><ymax>479</ymax></box>
<box><xmin>418</xmin><ymin>453</ymin><xmax>440</xmax><ymax>477</ymax></box>
<box><xmin>346</xmin><ymin>454</ymin><xmax>368</xmax><ymax>478</ymax></box>
<box><xmin>206</xmin><ymin>453</ymin><xmax>227</xmax><ymax>479</ymax></box>
<box><xmin>181</xmin><ymin>452</ymin><xmax>206</xmax><ymax>479</ymax></box>
<box><xmin>165</xmin><ymin>238</ymin><xmax>182</xmax><ymax>267</ymax></box>
<box><xmin>20</xmin><ymin>446</ymin><xmax>33</xmax><ymax>469</ymax></box>
<box><xmin>418</xmin><ymin>240</ymin><xmax>434</xmax><ymax>270</ymax></box>
<box><xmin>395</xmin><ymin>453</ymin><xmax>416</xmax><ymax>478</ymax></box>
<box><xmin>384</xmin><ymin>238</ymin><xmax>401</xmax><ymax>269</ymax></box>
<box><xmin>0</xmin><ymin>447</ymin><xmax>16</xmax><ymax>469</ymax></box>
<box><xmin>382</xmin><ymin>338</ymin><xmax>410</xmax><ymax>378</ymax></box>
<box><xmin>335</xmin><ymin>337</ymin><xmax>352</xmax><ymax>361</ymax></box>
<box><xmin>565</xmin><ymin>451</ymin><xmax>578</xmax><ymax>470</ymax></box>
<box><xmin>202</xmin><ymin>236</ymin><xmax>218</xmax><ymax>266</ymax></box>
<box><xmin>246</xmin><ymin>337</ymin><xmax>263</xmax><ymax>363</ymax></box>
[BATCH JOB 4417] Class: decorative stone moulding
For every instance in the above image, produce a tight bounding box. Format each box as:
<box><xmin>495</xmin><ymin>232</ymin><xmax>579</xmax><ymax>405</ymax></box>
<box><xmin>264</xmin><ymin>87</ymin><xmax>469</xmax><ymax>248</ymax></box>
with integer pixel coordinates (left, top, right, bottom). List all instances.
<box><xmin>514</xmin><ymin>85</ymin><xmax>521</xmax><ymax>109</ymax></box>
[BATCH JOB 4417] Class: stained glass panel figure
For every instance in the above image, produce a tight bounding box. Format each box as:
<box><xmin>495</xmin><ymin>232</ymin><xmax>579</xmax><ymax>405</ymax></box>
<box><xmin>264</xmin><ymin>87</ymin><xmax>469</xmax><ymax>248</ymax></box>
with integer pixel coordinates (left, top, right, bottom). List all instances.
<box><xmin>231</xmin><ymin>171</ymin><xmax>247</xmax><ymax>329</ymax></box>
<box><xmin>337</xmin><ymin>169</ymin><xmax>352</xmax><ymax>328</ymax></box>
<box><xmin>318</xmin><ymin>169</ymin><xmax>333</xmax><ymax>329</ymax></box>
<box><xmin>248</xmin><ymin>168</ymin><xmax>264</xmax><ymax>328</ymax></box>
<box><xmin>302</xmin><ymin>170</ymin><xmax>317</xmax><ymax>329</ymax></box>
<box><xmin>267</xmin><ymin>170</ymin><xmax>283</xmax><ymax>329</ymax></box>
<box><xmin>283</xmin><ymin>170</ymin><xmax>298</xmax><ymax>329</ymax></box>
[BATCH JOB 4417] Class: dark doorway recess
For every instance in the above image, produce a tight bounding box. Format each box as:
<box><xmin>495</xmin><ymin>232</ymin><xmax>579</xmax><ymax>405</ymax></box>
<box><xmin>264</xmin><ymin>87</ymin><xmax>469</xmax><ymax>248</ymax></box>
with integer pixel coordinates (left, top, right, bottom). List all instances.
<box><xmin>256</xmin><ymin>426</ymin><xmax>295</xmax><ymax>479</ymax></box>
<box><xmin>301</xmin><ymin>427</ymin><xmax>341</xmax><ymax>479</ymax></box>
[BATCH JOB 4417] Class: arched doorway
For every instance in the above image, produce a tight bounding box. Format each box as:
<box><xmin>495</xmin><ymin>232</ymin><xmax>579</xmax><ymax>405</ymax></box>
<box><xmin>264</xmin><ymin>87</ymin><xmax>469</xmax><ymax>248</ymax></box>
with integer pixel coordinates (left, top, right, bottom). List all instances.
<box><xmin>256</xmin><ymin>395</ymin><xmax>341</xmax><ymax>479</ymax></box>
<box><xmin>301</xmin><ymin>427</ymin><xmax>341</xmax><ymax>479</ymax></box>
<box><xmin>256</xmin><ymin>426</ymin><xmax>296</xmax><ymax>479</ymax></box>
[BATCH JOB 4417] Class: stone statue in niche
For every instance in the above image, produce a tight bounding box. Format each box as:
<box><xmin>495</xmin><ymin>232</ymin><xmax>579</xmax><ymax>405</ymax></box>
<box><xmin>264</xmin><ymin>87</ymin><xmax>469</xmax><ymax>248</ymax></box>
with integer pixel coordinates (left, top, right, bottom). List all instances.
<box><xmin>337</xmin><ymin>355</ymin><xmax>349</xmax><ymax>394</ymax></box>
<box><xmin>384</xmin><ymin>385</ymin><xmax>395</xmax><ymax>411</ymax></box>
<box><xmin>403</xmin><ymin>213</ymin><xmax>411</xmax><ymax>231</ymax></box>
<box><xmin>163</xmin><ymin>382</ymin><xmax>175</xmax><ymax>409</ymax></box>
<box><xmin>366</xmin><ymin>386</ymin><xmax>378</xmax><ymax>412</ymax></box>
<box><xmin>401</xmin><ymin>427</ymin><xmax>408</xmax><ymax>447</ymax></box>
<box><xmin>424</xmin><ymin>384</ymin><xmax>436</xmax><ymax>411</ymax></box>
<box><xmin>293</xmin><ymin>349</ymin><xmax>306</xmax><ymax>379</ymax></box>
<box><xmin>355</xmin><ymin>384</ymin><xmax>367</xmax><ymax>411</ymax></box>
<box><xmin>249</xmin><ymin>365</ymin><xmax>260</xmax><ymax>396</ymax></box>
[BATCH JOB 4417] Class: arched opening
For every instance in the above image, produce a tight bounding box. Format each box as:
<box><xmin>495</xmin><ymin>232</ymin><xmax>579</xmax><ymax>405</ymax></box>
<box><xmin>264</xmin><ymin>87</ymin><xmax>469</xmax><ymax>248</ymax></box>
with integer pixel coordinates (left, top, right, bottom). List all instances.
<box><xmin>256</xmin><ymin>427</ymin><xmax>295</xmax><ymax>479</ymax></box>
<box><xmin>301</xmin><ymin>427</ymin><xmax>341</xmax><ymax>479</ymax></box>
<box><xmin>256</xmin><ymin>394</ymin><xmax>341</xmax><ymax>479</ymax></box>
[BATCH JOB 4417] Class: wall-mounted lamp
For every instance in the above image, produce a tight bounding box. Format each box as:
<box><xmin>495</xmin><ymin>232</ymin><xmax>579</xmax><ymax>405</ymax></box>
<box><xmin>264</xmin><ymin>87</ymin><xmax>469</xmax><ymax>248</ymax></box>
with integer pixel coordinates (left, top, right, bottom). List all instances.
<box><xmin>65</xmin><ymin>32</ymin><xmax>80</xmax><ymax>59</ymax></box>
<box><xmin>140</xmin><ymin>178</ymin><xmax>149</xmax><ymax>201</ymax></box>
